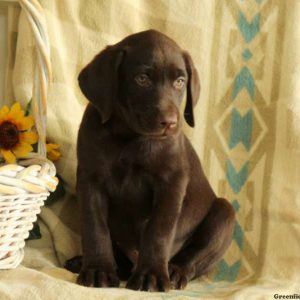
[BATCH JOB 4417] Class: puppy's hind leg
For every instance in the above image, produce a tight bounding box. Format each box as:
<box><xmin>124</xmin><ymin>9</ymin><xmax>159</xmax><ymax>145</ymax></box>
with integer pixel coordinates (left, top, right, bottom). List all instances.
<box><xmin>169</xmin><ymin>198</ymin><xmax>235</xmax><ymax>289</ymax></box>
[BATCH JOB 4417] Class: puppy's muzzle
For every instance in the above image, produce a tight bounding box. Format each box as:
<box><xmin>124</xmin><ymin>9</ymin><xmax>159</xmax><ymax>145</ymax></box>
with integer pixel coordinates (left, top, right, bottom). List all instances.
<box><xmin>158</xmin><ymin>111</ymin><xmax>178</xmax><ymax>136</ymax></box>
<box><xmin>160</xmin><ymin>112</ymin><xmax>177</xmax><ymax>129</ymax></box>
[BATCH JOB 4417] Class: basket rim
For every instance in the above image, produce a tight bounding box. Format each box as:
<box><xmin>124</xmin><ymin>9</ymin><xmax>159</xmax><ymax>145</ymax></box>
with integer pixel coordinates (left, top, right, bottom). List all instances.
<box><xmin>0</xmin><ymin>192</ymin><xmax>49</xmax><ymax>200</ymax></box>
<box><xmin>0</xmin><ymin>154</ymin><xmax>57</xmax><ymax>197</ymax></box>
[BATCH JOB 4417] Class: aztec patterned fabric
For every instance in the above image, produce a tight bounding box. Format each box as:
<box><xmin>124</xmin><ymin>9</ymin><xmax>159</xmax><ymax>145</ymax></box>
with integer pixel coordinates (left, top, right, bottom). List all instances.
<box><xmin>1</xmin><ymin>0</ymin><xmax>300</xmax><ymax>299</ymax></box>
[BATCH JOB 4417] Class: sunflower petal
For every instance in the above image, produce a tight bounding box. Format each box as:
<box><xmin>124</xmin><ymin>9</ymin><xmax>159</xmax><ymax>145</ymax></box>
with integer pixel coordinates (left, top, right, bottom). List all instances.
<box><xmin>17</xmin><ymin>116</ymin><xmax>35</xmax><ymax>131</ymax></box>
<box><xmin>7</xmin><ymin>103</ymin><xmax>25</xmax><ymax>121</ymax></box>
<box><xmin>0</xmin><ymin>105</ymin><xmax>9</xmax><ymax>122</ymax></box>
<box><xmin>48</xmin><ymin>149</ymin><xmax>61</xmax><ymax>161</ymax></box>
<box><xmin>0</xmin><ymin>149</ymin><xmax>16</xmax><ymax>164</ymax></box>
<box><xmin>20</xmin><ymin>132</ymin><xmax>38</xmax><ymax>145</ymax></box>
<box><xmin>46</xmin><ymin>143</ymin><xmax>60</xmax><ymax>151</ymax></box>
<box><xmin>13</xmin><ymin>142</ymin><xmax>33</xmax><ymax>158</ymax></box>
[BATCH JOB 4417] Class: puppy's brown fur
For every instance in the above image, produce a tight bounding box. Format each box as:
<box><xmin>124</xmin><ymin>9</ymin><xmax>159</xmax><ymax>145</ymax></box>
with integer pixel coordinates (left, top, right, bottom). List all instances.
<box><xmin>65</xmin><ymin>30</ymin><xmax>235</xmax><ymax>292</ymax></box>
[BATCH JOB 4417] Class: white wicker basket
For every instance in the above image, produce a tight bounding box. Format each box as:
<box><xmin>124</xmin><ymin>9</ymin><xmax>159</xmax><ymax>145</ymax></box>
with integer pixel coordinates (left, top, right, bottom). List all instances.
<box><xmin>0</xmin><ymin>0</ymin><xmax>58</xmax><ymax>269</ymax></box>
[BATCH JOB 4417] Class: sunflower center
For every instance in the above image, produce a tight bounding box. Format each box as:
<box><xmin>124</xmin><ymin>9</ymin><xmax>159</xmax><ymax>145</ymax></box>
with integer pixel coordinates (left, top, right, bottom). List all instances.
<box><xmin>0</xmin><ymin>121</ymin><xmax>20</xmax><ymax>150</ymax></box>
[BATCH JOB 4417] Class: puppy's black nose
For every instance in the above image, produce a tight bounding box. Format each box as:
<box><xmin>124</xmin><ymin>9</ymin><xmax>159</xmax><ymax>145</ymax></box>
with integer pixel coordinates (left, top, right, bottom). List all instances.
<box><xmin>160</xmin><ymin>113</ymin><xmax>178</xmax><ymax>129</ymax></box>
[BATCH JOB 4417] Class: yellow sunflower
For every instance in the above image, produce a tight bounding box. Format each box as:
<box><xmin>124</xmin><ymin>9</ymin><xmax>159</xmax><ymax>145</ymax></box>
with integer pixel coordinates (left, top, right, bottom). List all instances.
<box><xmin>46</xmin><ymin>143</ymin><xmax>61</xmax><ymax>161</ymax></box>
<box><xmin>0</xmin><ymin>102</ymin><xmax>38</xmax><ymax>164</ymax></box>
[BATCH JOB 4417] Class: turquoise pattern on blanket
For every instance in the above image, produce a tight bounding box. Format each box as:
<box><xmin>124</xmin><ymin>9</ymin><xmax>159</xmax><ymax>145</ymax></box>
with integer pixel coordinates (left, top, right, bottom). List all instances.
<box><xmin>213</xmin><ymin>1</ymin><xmax>262</xmax><ymax>284</ymax></box>
<box><xmin>232</xmin><ymin>66</ymin><xmax>256</xmax><ymax>100</ymax></box>
<box><xmin>239</xmin><ymin>12</ymin><xmax>260</xmax><ymax>43</ymax></box>
<box><xmin>226</xmin><ymin>160</ymin><xmax>249</xmax><ymax>194</ymax></box>
<box><xmin>233</xmin><ymin>222</ymin><xmax>244</xmax><ymax>250</ymax></box>
<box><xmin>214</xmin><ymin>260</ymin><xmax>241</xmax><ymax>282</ymax></box>
<box><xmin>229</xmin><ymin>109</ymin><xmax>253</xmax><ymax>151</ymax></box>
<box><xmin>242</xmin><ymin>48</ymin><xmax>253</xmax><ymax>61</ymax></box>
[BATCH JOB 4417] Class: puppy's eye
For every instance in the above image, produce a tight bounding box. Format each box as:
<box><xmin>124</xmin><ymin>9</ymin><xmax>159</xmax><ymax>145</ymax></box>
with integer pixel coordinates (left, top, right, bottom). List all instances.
<box><xmin>174</xmin><ymin>77</ymin><xmax>185</xmax><ymax>90</ymax></box>
<box><xmin>135</xmin><ymin>74</ymin><xmax>151</xmax><ymax>87</ymax></box>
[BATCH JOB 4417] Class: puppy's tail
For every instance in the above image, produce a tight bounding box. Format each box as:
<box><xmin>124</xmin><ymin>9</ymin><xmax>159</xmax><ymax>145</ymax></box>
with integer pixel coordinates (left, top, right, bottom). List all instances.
<box><xmin>64</xmin><ymin>255</ymin><xmax>82</xmax><ymax>273</ymax></box>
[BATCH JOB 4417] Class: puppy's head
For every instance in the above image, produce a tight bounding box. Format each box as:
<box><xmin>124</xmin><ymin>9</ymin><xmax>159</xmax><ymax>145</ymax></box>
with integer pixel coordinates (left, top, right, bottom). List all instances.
<box><xmin>78</xmin><ymin>30</ymin><xmax>200</xmax><ymax>137</ymax></box>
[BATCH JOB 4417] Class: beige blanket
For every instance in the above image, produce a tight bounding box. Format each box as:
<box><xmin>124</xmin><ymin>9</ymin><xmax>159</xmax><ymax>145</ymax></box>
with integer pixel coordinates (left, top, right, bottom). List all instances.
<box><xmin>1</xmin><ymin>0</ymin><xmax>300</xmax><ymax>299</ymax></box>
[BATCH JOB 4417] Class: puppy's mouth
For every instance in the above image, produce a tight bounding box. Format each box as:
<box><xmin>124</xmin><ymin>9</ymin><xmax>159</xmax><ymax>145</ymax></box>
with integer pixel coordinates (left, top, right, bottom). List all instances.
<box><xmin>143</xmin><ymin>133</ymin><xmax>167</xmax><ymax>139</ymax></box>
<box><xmin>142</xmin><ymin>126</ymin><xmax>179</xmax><ymax>139</ymax></box>
<box><xmin>117</xmin><ymin>112</ymin><xmax>180</xmax><ymax>138</ymax></box>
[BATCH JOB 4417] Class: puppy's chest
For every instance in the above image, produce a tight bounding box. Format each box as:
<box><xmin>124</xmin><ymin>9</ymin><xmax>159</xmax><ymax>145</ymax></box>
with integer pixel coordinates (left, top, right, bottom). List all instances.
<box><xmin>101</xmin><ymin>137</ymin><xmax>168</xmax><ymax>213</ymax></box>
<box><xmin>106</xmin><ymin>160</ymin><xmax>154</xmax><ymax>210</ymax></box>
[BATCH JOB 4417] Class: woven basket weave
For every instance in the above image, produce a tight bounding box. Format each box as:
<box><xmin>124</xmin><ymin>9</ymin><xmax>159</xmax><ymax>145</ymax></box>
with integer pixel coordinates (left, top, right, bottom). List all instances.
<box><xmin>0</xmin><ymin>0</ymin><xmax>58</xmax><ymax>269</ymax></box>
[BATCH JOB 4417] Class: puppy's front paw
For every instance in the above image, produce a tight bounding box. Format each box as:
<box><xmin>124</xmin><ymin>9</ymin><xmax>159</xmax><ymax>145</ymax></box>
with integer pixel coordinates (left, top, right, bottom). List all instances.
<box><xmin>77</xmin><ymin>267</ymin><xmax>120</xmax><ymax>288</ymax></box>
<box><xmin>126</xmin><ymin>269</ymin><xmax>170</xmax><ymax>292</ymax></box>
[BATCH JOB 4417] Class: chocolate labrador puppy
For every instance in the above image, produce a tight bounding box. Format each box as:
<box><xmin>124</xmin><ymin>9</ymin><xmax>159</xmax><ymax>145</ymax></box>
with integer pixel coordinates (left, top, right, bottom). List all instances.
<box><xmin>65</xmin><ymin>30</ymin><xmax>235</xmax><ymax>292</ymax></box>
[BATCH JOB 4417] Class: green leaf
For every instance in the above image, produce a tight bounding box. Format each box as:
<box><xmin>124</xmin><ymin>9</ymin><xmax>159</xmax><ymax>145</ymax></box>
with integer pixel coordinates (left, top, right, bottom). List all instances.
<box><xmin>26</xmin><ymin>221</ymin><xmax>42</xmax><ymax>240</ymax></box>
<box><xmin>32</xmin><ymin>142</ymin><xmax>38</xmax><ymax>153</ymax></box>
<box><xmin>25</xmin><ymin>99</ymin><xmax>33</xmax><ymax>116</ymax></box>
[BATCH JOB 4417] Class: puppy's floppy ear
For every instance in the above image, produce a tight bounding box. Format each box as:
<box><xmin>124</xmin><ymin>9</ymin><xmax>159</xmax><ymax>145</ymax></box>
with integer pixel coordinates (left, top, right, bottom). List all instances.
<box><xmin>78</xmin><ymin>46</ymin><xmax>124</xmax><ymax>123</ymax></box>
<box><xmin>183</xmin><ymin>51</ymin><xmax>200</xmax><ymax>127</ymax></box>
